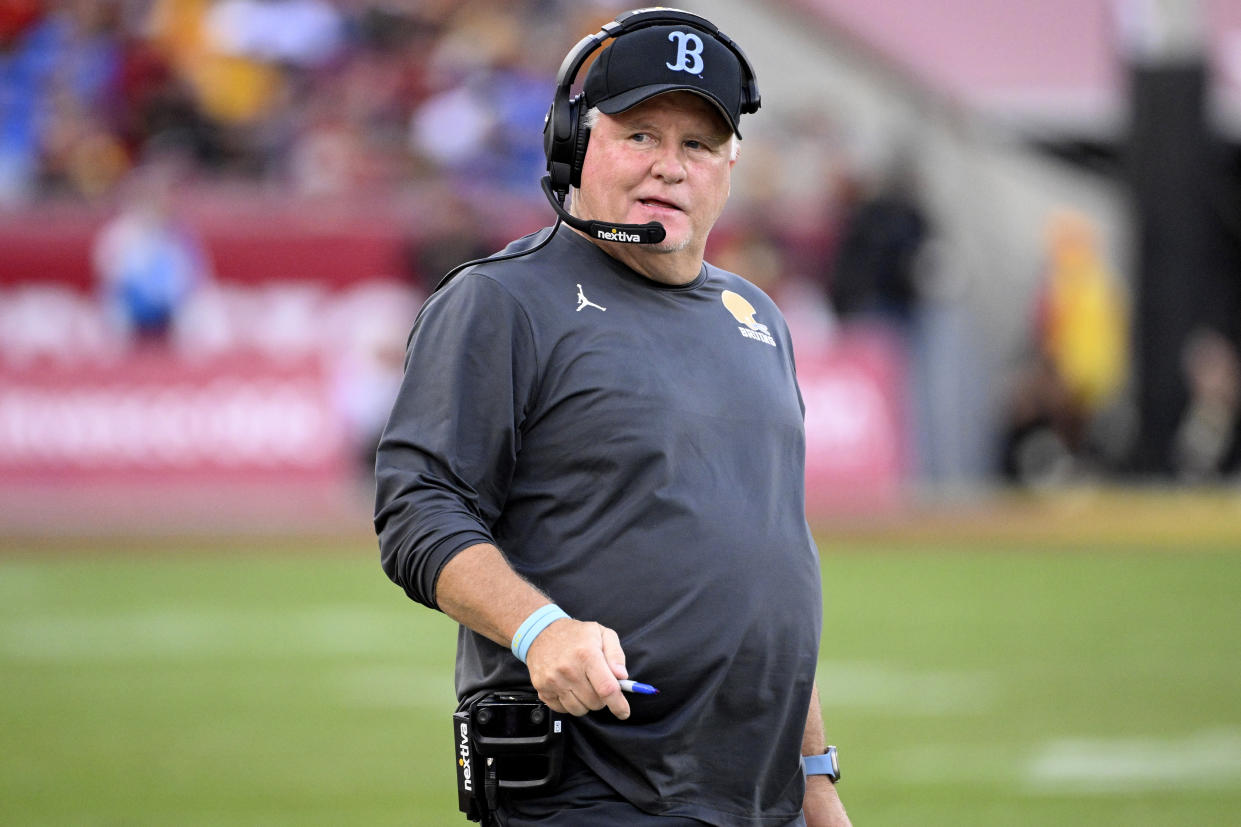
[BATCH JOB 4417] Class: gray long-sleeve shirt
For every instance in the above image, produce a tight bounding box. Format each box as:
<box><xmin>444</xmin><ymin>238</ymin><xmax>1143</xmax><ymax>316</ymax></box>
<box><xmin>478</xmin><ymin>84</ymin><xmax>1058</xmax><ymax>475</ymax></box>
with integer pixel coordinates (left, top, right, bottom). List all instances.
<box><xmin>375</xmin><ymin>226</ymin><xmax>822</xmax><ymax>825</ymax></box>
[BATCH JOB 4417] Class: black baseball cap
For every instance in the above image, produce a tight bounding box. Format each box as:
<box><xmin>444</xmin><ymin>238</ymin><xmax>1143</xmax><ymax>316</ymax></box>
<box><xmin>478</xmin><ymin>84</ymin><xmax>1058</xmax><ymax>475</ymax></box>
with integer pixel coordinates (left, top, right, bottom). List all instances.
<box><xmin>583</xmin><ymin>24</ymin><xmax>747</xmax><ymax>137</ymax></box>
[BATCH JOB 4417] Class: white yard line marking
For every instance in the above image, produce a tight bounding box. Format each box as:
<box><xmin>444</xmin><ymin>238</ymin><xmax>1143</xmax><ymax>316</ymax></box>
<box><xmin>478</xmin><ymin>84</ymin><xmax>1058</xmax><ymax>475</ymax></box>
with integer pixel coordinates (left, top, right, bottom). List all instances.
<box><xmin>1</xmin><ymin>607</ymin><xmax>411</xmax><ymax>659</ymax></box>
<box><xmin>1026</xmin><ymin>730</ymin><xmax>1241</xmax><ymax>792</ymax></box>
<box><xmin>816</xmin><ymin>660</ymin><xmax>997</xmax><ymax>715</ymax></box>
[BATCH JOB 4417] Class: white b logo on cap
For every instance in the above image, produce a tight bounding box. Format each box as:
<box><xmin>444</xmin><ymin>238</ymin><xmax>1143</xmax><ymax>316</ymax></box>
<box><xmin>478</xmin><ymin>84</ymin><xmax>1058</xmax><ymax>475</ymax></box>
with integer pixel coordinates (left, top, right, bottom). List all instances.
<box><xmin>666</xmin><ymin>31</ymin><xmax>704</xmax><ymax>75</ymax></box>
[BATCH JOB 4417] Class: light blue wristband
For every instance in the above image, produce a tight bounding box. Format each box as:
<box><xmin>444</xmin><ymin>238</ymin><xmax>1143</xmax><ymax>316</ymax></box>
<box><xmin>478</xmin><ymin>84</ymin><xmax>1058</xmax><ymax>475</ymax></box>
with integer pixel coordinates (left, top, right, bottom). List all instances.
<box><xmin>511</xmin><ymin>603</ymin><xmax>570</xmax><ymax>663</ymax></box>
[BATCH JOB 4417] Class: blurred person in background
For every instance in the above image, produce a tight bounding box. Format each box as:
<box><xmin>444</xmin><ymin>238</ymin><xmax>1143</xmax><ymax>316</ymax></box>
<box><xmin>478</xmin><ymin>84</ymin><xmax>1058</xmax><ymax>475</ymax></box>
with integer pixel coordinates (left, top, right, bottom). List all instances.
<box><xmin>401</xmin><ymin>179</ymin><xmax>495</xmax><ymax>296</ymax></box>
<box><xmin>1171</xmin><ymin>326</ymin><xmax>1241</xmax><ymax>481</ymax></box>
<box><xmin>0</xmin><ymin>0</ymin><xmax>131</xmax><ymax>204</ymax></box>
<box><xmin>1001</xmin><ymin>209</ymin><xmax>1130</xmax><ymax>485</ymax></box>
<box><xmin>375</xmin><ymin>7</ymin><xmax>849</xmax><ymax>826</ymax></box>
<box><xmin>405</xmin><ymin>0</ymin><xmax>600</xmax><ymax>194</ymax></box>
<box><xmin>825</xmin><ymin>146</ymin><xmax>929</xmax><ymax>330</ymax></box>
<box><xmin>91</xmin><ymin>156</ymin><xmax>212</xmax><ymax>346</ymax></box>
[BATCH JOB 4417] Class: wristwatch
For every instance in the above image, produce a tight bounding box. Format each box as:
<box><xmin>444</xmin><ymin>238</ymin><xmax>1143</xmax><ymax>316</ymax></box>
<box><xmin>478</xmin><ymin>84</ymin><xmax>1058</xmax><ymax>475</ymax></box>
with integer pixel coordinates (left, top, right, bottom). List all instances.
<box><xmin>803</xmin><ymin>745</ymin><xmax>840</xmax><ymax>782</ymax></box>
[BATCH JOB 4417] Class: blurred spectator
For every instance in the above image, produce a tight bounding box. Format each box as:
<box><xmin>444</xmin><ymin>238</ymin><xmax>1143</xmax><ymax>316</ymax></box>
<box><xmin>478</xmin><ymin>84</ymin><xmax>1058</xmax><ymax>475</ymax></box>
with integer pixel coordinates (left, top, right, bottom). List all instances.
<box><xmin>402</xmin><ymin>178</ymin><xmax>496</xmax><ymax>296</ymax></box>
<box><xmin>1038</xmin><ymin>210</ymin><xmax>1129</xmax><ymax>418</ymax></box>
<box><xmin>407</xmin><ymin>3</ymin><xmax>557</xmax><ymax>193</ymax></box>
<box><xmin>35</xmin><ymin>2</ymin><xmax>131</xmax><ymax>198</ymax></box>
<box><xmin>1001</xmin><ymin>209</ymin><xmax>1130</xmax><ymax>485</ymax></box>
<box><xmin>1</xmin><ymin>1</ymin><xmax>125</xmax><ymax>204</ymax></box>
<box><xmin>1171</xmin><ymin>327</ymin><xmax>1241</xmax><ymax>481</ymax></box>
<box><xmin>328</xmin><ymin>283</ymin><xmax>413</xmax><ymax>478</ymax></box>
<box><xmin>91</xmin><ymin>158</ymin><xmax>213</xmax><ymax>346</ymax></box>
<box><xmin>408</xmin><ymin>71</ymin><xmax>497</xmax><ymax>177</ymax></box>
<box><xmin>1000</xmin><ymin>351</ymin><xmax>1082</xmax><ymax>486</ymax></box>
<box><xmin>826</xmin><ymin>148</ymin><xmax>930</xmax><ymax>327</ymax></box>
<box><xmin>820</xmin><ymin>148</ymin><xmax>994</xmax><ymax>484</ymax></box>
<box><xmin>0</xmin><ymin>3</ymin><xmax>53</xmax><ymax>204</ymax></box>
<box><xmin>204</xmin><ymin>0</ymin><xmax>342</xmax><ymax>67</ymax></box>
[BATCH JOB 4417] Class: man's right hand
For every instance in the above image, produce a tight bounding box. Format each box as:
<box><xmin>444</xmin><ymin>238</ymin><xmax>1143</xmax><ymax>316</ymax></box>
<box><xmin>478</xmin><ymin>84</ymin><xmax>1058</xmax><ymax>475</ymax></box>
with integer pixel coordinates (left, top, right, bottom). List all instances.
<box><xmin>433</xmin><ymin>544</ymin><xmax>633</xmax><ymax>720</ymax></box>
<box><xmin>525</xmin><ymin>618</ymin><xmax>632</xmax><ymax>720</ymax></box>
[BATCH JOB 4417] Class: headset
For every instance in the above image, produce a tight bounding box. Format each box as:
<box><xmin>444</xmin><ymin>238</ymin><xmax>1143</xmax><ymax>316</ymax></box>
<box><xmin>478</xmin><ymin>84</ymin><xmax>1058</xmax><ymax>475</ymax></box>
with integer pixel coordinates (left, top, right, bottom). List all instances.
<box><xmin>540</xmin><ymin>7</ymin><xmax>761</xmax><ymax>244</ymax></box>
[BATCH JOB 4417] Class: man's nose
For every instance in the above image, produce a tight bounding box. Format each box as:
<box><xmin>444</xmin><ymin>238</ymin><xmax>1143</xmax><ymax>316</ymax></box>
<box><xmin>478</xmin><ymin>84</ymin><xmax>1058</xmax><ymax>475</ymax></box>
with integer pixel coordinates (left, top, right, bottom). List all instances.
<box><xmin>650</xmin><ymin>146</ymin><xmax>687</xmax><ymax>183</ymax></box>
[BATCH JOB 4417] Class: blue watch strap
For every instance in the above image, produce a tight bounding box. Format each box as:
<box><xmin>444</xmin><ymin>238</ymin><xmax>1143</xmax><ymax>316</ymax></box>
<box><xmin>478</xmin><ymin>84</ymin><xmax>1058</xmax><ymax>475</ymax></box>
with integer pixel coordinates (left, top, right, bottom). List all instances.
<box><xmin>803</xmin><ymin>747</ymin><xmax>840</xmax><ymax>780</ymax></box>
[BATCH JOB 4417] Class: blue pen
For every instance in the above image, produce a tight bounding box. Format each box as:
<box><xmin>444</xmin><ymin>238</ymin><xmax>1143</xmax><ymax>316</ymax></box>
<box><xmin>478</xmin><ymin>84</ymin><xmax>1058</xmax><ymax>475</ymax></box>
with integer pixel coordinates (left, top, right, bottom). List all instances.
<box><xmin>618</xmin><ymin>679</ymin><xmax>659</xmax><ymax>695</ymax></box>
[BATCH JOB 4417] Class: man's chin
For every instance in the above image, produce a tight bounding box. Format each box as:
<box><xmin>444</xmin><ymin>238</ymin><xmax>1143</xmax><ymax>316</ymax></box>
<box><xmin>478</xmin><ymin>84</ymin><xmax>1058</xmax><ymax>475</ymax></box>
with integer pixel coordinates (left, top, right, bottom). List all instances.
<box><xmin>650</xmin><ymin>236</ymin><xmax>692</xmax><ymax>254</ymax></box>
<box><xmin>640</xmin><ymin>225</ymin><xmax>691</xmax><ymax>254</ymax></box>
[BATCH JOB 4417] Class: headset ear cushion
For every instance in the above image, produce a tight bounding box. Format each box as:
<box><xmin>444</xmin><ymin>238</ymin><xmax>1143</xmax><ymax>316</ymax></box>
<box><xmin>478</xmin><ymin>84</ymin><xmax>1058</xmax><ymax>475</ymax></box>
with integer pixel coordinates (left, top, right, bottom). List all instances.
<box><xmin>568</xmin><ymin>99</ymin><xmax>590</xmax><ymax>189</ymax></box>
<box><xmin>545</xmin><ymin>88</ymin><xmax>576</xmax><ymax>191</ymax></box>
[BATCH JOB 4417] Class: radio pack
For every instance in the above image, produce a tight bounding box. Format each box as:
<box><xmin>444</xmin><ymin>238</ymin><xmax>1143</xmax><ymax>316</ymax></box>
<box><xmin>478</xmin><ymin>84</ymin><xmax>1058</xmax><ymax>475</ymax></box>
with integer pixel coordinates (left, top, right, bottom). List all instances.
<box><xmin>453</xmin><ymin>689</ymin><xmax>566</xmax><ymax>824</ymax></box>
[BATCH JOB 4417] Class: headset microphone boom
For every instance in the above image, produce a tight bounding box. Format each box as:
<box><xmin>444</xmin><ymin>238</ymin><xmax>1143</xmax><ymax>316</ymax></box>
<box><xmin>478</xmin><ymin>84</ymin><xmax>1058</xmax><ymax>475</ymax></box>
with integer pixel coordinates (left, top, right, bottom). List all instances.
<box><xmin>539</xmin><ymin>174</ymin><xmax>666</xmax><ymax>245</ymax></box>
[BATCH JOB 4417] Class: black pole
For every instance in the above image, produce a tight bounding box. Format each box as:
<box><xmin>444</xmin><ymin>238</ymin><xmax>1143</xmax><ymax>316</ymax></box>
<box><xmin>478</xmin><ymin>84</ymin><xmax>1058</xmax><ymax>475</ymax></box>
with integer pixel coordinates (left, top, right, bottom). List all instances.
<box><xmin>1126</xmin><ymin>59</ymin><xmax>1219</xmax><ymax>474</ymax></box>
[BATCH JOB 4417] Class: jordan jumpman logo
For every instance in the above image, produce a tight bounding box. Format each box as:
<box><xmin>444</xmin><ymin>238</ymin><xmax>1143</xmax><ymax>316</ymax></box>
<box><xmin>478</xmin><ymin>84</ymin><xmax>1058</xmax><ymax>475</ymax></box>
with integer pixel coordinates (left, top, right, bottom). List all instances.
<box><xmin>576</xmin><ymin>284</ymin><xmax>606</xmax><ymax>312</ymax></box>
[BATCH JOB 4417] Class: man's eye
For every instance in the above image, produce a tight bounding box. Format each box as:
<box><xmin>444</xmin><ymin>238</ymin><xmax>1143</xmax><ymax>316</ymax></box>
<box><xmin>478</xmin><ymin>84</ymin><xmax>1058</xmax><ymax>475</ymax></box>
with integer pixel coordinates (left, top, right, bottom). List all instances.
<box><xmin>630</xmin><ymin>133</ymin><xmax>650</xmax><ymax>143</ymax></box>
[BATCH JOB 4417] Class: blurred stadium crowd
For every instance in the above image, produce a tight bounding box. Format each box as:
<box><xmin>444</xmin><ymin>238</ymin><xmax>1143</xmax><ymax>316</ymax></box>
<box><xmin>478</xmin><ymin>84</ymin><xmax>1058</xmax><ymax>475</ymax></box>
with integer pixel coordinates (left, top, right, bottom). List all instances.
<box><xmin>0</xmin><ymin>0</ymin><xmax>624</xmax><ymax>202</ymax></box>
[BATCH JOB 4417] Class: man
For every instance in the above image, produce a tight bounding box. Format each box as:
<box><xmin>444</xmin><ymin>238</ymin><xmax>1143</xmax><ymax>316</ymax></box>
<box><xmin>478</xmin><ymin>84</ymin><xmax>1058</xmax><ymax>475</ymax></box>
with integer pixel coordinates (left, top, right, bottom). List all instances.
<box><xmin>375</xmin><ymin>8</ymin><xmax>850</xmax><ymax>826</ymax></box>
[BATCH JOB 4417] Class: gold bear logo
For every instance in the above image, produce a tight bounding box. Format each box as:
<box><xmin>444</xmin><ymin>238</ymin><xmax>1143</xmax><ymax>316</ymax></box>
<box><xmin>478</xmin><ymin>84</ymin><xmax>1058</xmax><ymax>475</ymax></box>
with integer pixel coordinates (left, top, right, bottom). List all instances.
<box><xmin>721</xmin><ymin>290</ymin><xmax>769</xmax><ymax>333</ymax></box>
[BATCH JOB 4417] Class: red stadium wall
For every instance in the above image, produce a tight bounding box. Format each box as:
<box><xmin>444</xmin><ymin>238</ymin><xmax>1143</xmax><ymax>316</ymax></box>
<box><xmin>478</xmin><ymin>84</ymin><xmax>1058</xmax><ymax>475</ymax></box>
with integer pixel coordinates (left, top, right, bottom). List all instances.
<box><xmin>0</xmin><ymin>204</ymin><xmax>409</xmax><ymax>291</ymax></box>
<box><xmin>0</xmin><ymin>353</ymin><xmax>348</xmax><ymax>483</ymax></box>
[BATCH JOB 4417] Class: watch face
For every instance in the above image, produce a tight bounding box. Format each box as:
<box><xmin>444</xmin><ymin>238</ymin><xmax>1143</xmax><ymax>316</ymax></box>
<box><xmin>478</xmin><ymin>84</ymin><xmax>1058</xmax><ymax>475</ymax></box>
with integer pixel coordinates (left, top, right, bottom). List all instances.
<box><xmin>828</xmin><ymin>746</ymin><xmax>840</xmax><ymax>780</ymax></box>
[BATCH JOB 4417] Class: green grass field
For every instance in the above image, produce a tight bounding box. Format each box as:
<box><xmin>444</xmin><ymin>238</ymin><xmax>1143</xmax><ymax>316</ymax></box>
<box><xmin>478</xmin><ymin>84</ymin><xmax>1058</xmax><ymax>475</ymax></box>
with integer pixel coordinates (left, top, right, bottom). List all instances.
<box><xmin>4</xmin><ymin>496</ymin><xmax>1241</xmax><ymax>825</ymax></box>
